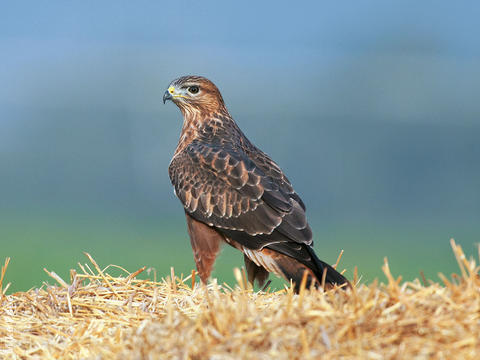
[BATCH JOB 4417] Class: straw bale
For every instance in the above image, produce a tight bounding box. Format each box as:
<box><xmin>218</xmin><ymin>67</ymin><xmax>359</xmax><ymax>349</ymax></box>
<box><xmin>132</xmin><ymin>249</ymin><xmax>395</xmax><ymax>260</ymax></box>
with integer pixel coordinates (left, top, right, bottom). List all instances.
<box><xmin>0</xmin><ymin>240</ymin><xmax>479</xmax><ymax>359</ymax></box>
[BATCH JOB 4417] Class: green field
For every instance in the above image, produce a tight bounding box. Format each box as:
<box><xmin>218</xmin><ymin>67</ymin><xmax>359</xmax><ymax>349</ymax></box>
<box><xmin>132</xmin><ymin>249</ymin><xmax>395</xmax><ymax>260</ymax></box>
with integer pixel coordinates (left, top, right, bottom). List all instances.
<box><xmin>1</xmin><ymin>211</ymin><xmax>477</xmax><ymax>293</ymax></box>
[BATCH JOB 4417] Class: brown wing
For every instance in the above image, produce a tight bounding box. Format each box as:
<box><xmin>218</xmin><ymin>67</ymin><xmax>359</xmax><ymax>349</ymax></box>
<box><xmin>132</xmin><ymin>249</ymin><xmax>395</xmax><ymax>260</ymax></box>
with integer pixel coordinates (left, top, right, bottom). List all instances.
<box><xmin>169</xmin><ymin>140</ymin><xmax>312</xmax><ymax>249</ymax></box>
<box><xmin>169</xmin><ymin>139</ymin><xmax>349</xmax><ymax>289</ymax></box>
<box><xmin>243</xmin><ymin>143</ymin><xmax>307</xmax><ymax>212</ymax></box>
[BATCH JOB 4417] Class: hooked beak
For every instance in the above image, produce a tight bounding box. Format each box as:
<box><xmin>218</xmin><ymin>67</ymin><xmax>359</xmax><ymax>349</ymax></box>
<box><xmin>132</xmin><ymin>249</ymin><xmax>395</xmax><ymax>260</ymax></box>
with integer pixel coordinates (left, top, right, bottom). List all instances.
<box><xmin>163</xmin><ymin>89</ymin><xmax>173</xmax><ymax>104</ymax></box>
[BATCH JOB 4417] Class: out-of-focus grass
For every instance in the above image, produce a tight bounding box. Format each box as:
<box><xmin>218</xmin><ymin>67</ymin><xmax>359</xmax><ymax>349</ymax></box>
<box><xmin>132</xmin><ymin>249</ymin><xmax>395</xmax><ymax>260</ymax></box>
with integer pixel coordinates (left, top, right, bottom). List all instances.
<box><xmin>0</xmin><ymin>212</ymin><xmax>477</xmax><ymax>293</ymax></box>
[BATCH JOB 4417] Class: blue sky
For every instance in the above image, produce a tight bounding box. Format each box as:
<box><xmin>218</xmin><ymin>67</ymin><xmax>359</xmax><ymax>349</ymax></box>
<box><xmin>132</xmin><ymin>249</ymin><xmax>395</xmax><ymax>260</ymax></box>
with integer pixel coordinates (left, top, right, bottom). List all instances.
<box><xmin>1</xmin><ymin>1</ymin><xmax>479</xmax><ymax>222</ymax></box>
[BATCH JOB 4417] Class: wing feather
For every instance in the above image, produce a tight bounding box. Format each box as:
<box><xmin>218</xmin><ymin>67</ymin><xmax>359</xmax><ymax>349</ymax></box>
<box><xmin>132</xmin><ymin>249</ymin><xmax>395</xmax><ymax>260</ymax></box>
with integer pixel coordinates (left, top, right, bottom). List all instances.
<box><xmin>169</xmin><ymin>141</ymin><xmax>312</xmax><ymax>250</ymax></box>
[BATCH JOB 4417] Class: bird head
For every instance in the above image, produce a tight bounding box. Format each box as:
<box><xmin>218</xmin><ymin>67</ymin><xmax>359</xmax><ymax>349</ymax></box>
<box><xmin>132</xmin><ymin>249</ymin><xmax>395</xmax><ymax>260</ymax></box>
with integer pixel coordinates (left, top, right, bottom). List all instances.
<box><xmin>163</xmin><ymin>76</ymin><xmax>225</xmax><ymax>115</ymax></box>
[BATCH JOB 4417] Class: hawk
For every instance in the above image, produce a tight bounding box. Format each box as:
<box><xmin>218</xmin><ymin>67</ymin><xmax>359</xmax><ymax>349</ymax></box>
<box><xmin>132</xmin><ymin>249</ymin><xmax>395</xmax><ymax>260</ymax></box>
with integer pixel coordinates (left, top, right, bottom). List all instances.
<box><xmin>163</xmin><ymin>75</ymin><xmax>349</xmax><ymax>291</ymax></box>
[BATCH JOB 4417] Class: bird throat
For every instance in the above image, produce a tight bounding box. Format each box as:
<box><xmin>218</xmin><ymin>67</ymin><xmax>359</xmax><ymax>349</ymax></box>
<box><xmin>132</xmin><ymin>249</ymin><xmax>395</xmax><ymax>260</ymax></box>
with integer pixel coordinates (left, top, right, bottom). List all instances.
<box><xmin>174</xmin><ymin>110</ymin><xmax>224</xmax><ymax>156</ymax></box>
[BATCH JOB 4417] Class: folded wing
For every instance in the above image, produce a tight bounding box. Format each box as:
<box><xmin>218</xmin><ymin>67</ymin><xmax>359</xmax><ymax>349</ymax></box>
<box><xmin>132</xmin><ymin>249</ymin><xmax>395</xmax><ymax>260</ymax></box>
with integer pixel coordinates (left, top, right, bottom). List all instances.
<box><xmin>169</xmin><ymin>140</ymin><xmax>313</xmax><ymax>252</ymax></box>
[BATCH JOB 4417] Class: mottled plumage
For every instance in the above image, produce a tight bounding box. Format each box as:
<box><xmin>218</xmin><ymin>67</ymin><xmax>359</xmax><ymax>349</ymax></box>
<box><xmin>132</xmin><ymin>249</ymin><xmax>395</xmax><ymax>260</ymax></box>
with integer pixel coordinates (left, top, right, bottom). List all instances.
<box><xmin>164</xmin><ymin>75</ymin><xmax>349</xmax><ymax>291</ymax></box>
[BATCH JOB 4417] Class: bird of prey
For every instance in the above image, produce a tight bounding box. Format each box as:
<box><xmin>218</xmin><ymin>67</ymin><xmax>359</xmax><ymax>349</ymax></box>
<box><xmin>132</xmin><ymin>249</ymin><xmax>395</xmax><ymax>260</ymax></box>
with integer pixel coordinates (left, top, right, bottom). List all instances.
<box><xmin>163</xmin><ymin>75</ymin><xmax>349</xmax><ymax>291</ymax></box>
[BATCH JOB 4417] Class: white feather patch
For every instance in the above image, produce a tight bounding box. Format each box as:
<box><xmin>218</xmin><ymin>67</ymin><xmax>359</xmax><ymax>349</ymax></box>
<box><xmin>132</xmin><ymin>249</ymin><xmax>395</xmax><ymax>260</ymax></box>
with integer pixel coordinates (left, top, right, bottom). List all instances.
<box><xmin>242</xmin><ymin>247</ymin><xmax>284</xmax><ymax>278</ymax></box>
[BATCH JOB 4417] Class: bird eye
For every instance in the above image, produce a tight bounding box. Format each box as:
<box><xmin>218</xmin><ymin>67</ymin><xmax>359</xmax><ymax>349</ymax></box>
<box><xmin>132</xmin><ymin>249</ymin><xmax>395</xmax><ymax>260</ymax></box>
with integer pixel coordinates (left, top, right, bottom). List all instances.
<box><xmin>188</xmin><ymin>86</ymin><xmax>199</xmax><ymax>94</ymax></box>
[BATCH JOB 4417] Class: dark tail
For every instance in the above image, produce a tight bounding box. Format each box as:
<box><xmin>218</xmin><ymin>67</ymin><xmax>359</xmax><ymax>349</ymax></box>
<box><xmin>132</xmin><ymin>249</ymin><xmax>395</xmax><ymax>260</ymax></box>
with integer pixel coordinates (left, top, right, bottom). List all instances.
<box><xmin>306</xmin><ymin>246</ymin><xmax>351</xmax><ymax>289</ymax></box>
<box><xmin>268</xmin><ymin>243</ymin><xmax>351</xmax><ymax>292</ymax></box>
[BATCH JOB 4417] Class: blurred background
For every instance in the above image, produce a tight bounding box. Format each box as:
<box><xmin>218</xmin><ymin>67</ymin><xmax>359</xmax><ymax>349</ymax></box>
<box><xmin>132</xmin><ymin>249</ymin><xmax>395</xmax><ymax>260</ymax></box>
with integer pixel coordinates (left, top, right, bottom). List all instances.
<box><xmin>1</xmin><ymin>1</ymin><xmax>479</xmax><ymax>292</ymax></box>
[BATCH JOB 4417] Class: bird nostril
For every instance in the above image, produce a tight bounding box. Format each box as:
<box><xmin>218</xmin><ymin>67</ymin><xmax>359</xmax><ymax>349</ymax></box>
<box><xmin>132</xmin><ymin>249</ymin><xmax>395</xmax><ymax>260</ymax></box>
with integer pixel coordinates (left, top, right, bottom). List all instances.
<box><xmin>168</xmin><ymin>86</ymin><xmax>175</xmax><ymax>94</ymax></box>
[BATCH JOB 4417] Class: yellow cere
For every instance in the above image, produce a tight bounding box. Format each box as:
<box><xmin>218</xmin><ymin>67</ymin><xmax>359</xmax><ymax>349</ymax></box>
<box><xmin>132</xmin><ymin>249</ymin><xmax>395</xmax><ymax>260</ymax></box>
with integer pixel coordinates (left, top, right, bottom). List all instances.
<box><xmin>168</xmin><ymin>85</ymin><xmax>188</xmax><ymax>99</ymax></box>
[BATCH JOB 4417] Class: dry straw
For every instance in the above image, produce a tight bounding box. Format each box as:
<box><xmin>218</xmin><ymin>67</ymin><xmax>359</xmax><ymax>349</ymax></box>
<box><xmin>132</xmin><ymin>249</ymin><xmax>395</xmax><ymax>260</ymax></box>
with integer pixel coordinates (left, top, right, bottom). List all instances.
<box><xmin>1</xmin><ymin>239</ymin><xmax>479</xmax><ymax>359</ymax></box>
